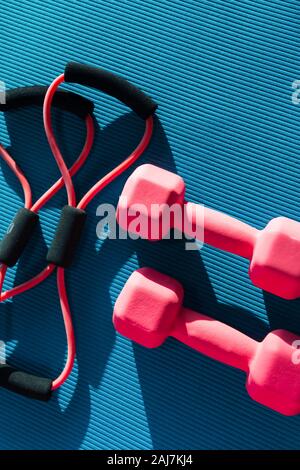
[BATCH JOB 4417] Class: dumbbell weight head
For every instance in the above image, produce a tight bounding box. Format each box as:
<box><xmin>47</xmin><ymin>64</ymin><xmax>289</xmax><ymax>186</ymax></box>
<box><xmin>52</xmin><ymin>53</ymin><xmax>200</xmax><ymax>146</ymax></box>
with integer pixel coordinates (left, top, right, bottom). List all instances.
<box><xmin>113</xmin><ymin>267</ymin><xmax>184</xmax><ymax>347</ymax></box>
<box><xmin>249</xmin><ymin>217</ymin><xmax>300</xmax><ymax>299</ymax></box>
<box><xmin>117</xmin><ymin>164</ymin><xmax>185</xmax><ymax>240</ymax></box>
<box><xmin>247</xmin><ymin>329</ymin><xmax>300</xmax><ymax>416</ymax></box>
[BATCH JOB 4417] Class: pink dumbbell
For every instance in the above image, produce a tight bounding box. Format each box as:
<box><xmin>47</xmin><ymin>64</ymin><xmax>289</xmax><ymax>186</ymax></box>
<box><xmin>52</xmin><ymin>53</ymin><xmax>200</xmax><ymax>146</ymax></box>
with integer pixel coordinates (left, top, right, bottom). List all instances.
<box><xmin>117</xmin><ymin>164</ymin><xmax>300</xmax><ymax>299</ymax></box>
<box><xmin>113</xmin><ymin>267</ymin><xmax>300</xmax><ymax>416</ymax></box>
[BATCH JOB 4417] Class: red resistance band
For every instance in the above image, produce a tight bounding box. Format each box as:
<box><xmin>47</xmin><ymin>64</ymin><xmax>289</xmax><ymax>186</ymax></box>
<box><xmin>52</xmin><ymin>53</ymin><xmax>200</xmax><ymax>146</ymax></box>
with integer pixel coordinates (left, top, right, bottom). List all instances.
<box><xmin>0</xmin><ymin>86</ymin><xmax>95</xmax><ymax>400</ymax></box>
<box><xmin>0</xmin><ymin>63</ymin><xmax>156</xmax><ymax>399</ymax></box>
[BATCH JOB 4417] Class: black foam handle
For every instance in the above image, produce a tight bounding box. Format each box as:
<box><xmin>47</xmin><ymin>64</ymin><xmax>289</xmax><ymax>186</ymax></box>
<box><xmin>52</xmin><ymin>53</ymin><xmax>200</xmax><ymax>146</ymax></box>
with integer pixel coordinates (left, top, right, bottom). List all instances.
<box><xmin>0</xmin><ymin>85</ymin><xmax>94</xmax><ymax>119</ymax></box>
<box><xmin>0</xmin><ymin>364</ymin><xmax>52</xmax><ymax>401</ymax></box>
<box><xmin>0</xmin><ymin>208</ymin><xmax>39</xmax><ymax>267</ymax></box>
<box><xmin>64</xmin><ymin>62</ymin><xmax>157</xmax><ymax>120</ymax></box>
<box><xmin>47</xmin><ymin>205</ymin><xmax>87</xmax><ymax>268</ymax></box>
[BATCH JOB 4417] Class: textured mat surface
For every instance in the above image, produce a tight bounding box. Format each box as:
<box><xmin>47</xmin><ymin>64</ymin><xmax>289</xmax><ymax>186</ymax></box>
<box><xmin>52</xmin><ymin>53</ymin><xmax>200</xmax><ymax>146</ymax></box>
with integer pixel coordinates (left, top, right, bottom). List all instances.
<box><xmin>0</xmin><ymin>0</ymin><xmax>299</xmax><ymax>450</ymax></box>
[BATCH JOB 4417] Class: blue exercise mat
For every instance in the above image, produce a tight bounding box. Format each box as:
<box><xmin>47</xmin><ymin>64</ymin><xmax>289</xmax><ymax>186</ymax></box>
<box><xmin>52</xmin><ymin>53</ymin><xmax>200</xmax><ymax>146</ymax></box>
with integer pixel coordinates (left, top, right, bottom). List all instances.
<box><xmin>0</xmin><ymin>0</ymin><xmax>299</xmax><ymax>450</ymax></box>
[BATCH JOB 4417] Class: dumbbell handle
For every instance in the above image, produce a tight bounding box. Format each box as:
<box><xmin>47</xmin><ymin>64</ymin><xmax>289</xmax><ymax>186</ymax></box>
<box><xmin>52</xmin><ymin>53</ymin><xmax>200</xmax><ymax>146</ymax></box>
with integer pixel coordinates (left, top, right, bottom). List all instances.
<box><xmin>171</xmin><ymin>307</ymin><xmax>257</xmax><ymax>373</ymax></box>
<box><xmin>173</xmin><ymin>202</ymin><xmax>258</xmax><ymax>259</ymax></box>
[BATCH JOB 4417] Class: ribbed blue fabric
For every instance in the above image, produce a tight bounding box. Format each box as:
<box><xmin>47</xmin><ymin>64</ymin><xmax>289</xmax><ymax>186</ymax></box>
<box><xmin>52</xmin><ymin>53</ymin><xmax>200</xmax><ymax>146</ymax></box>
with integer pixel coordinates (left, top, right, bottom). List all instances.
<box><xmin>0</xmin><ymin>0</ymin><xmax>299</xmax><ymax>449</ymax></box>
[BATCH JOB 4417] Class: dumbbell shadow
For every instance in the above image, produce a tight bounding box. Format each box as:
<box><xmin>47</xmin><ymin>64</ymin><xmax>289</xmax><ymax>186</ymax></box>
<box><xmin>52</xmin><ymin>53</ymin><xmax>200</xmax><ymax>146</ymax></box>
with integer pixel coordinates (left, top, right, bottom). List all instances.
<box><xmin>263</xmin><ymin>291</ymin><xmax>300</xmax><ymax>338</ymax></box>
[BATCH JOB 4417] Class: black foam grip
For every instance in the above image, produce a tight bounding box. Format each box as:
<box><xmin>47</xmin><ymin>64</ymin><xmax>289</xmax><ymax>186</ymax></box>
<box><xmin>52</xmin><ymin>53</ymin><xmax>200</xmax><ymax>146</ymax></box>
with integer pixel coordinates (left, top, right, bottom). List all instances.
<box><xmin>0</xmin><ymin>86</ymin><xmax>94</xmax><ymax>119</ymax></box>
<box><xmin>64</xmin><ymin>62</ymin><xmax>157</xmax><ymax>120</ymax></box>
<box><xmin>0</xmin><ymin>208</ymin><xmax>39</xmax><ymax>267</ymax></box>
<box><xmin>47</xmin><ymin>205</ymin><xmax>87</xmax><ymax>268</ymax></box>
<box><xmin>0</xmin><ymin>364</ymin><xmax>52</xmax><ymax>401</ymax></box>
